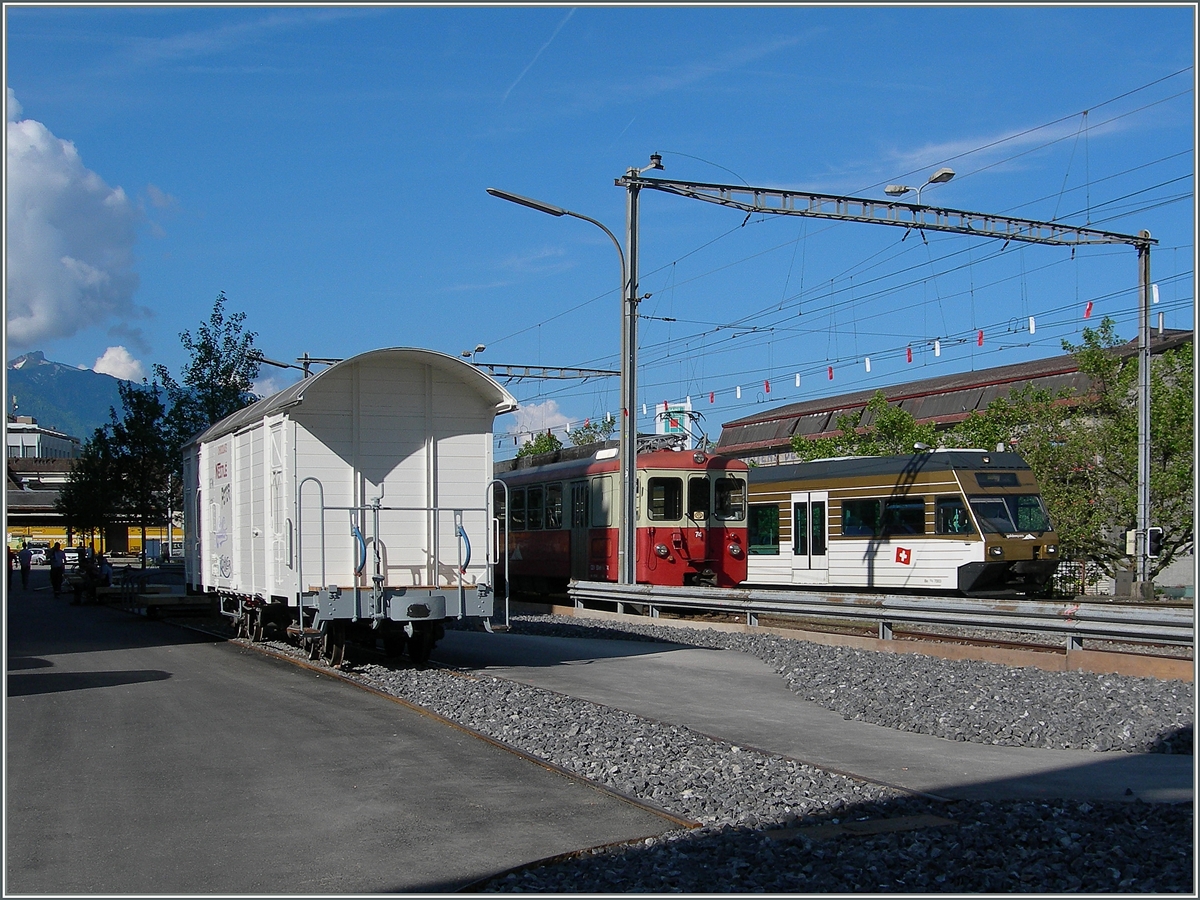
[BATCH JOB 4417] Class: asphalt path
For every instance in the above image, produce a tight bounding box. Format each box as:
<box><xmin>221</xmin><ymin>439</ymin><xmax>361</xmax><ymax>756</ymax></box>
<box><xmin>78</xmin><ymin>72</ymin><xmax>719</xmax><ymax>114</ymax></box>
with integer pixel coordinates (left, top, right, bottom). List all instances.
<box><xmin>430</xmin><ymin>629</ymin><xmax>1194</xmax><ymax>804</ymax></box>
<box><xmin>5</xmin><ymin>571</ymin><xmax>677</xmax><ymax>894</ymax></box>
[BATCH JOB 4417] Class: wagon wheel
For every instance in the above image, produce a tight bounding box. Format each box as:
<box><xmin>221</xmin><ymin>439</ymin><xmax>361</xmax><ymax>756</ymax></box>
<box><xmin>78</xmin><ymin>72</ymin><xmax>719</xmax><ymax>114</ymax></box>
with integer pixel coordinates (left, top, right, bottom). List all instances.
<box><xmin>322</xmin><ymin>622</ymin><xmax>347</xmax><ymax>668</ymax></box>
<box><xmin>250</xmin><ymin>609</ymin><xmax>265</xmax><ymax>643</ymax></box>
<box><xmin>382</xmin><ymin>631</ymin><xmax>407</xmax><ymax>659</ymax></box>
<box><xmin>306</xmin><ymin>636</ymin><xmax>322</xmax><ymax>661</ymax></box>
<box><xmin>407</xmin><ymin>625</ymin><xmax>434</xmax><ymax>665</ymax></box>
<box><xmin>236</xmin><ymin>614</ymin><xmax>250</xmax><ymax>640</ymax></box>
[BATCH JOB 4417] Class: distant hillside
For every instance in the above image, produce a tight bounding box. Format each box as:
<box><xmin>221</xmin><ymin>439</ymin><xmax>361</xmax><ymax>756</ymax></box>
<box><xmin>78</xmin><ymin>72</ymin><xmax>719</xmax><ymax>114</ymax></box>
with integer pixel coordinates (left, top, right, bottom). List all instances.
<box><xmin>6</xmin><ymin>351</ymin><xmax>126</xmax><ymax>440</ymax></box>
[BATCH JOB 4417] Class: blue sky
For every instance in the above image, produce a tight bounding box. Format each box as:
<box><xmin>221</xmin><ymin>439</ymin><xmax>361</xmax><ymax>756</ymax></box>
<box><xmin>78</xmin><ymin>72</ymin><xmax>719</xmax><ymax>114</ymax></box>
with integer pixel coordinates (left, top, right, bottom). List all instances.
<box><xmin>5</xmin><ymin>5</ymin><xmax>1195</xmax><ymax>455</ymax></box>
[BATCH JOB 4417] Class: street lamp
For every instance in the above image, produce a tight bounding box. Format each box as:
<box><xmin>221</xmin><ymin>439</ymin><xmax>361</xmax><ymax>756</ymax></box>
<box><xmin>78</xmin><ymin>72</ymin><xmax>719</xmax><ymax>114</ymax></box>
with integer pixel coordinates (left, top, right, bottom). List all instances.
<box><xmin>486</xmin><ymin>185</ymin><xmax>633</xmax><ymax>582</ymax></box>
<box><xmin>885</xmin><ymin>167</ymin><xmax>955</xmax><ymax>205</ymax></box>
<box><xmin>461</xmin><ymin>343</ymin><xmax>486</xmax><ymax>362</ymax></box>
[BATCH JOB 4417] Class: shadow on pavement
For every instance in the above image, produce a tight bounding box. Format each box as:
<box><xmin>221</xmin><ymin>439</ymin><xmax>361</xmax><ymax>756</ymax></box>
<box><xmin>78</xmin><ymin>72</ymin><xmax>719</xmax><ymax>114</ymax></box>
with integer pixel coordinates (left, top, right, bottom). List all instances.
<box><xmin>7</xmin><ymin>669</ymin><xmax>172</xmax><ymax>697</ymax></box>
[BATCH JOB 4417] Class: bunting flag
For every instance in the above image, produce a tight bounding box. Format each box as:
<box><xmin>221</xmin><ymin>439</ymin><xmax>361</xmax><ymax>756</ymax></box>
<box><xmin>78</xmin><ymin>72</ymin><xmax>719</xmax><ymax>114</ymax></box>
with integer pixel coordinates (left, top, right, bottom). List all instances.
<box><xmin>764</xmin><ymin>379</ymin><xmax>770</xmax><ymax>393</ymax></box>
<box><xmin>1029</xmin><ymin>316</ymin><xmax>1036</xmax><ymax>335</ymax></box>
<box><xmin>864</xmin><ymin>357</ymin><xmax>871</xmax><ymax>373</ymax></box>
<box><xmin>906</xmin><ymin>345</ymin><xmax>913</xmax><ymax>363</ymax></box>
<box><xmin>606</xmin><ymin>411</ymin><xmax>612</xmax><ymax>422</ymax></box>
<box><xmin>736</xmin><ymin>386</ymin><xmax>742</xmax><ymax>399</ymax></box>
<box><xmin>934</xmin><ymin>339</ymin><xmax>941</xmax><ymax>357</ymax></box>
<box><xmin>709</xmin><ymin>392</ymin><xmax>715</xmax><ymax>403</ymax></box>
<box><xmin>584</xmin><ymin>418</ymin><xmax>590</xmax><ymax>427</ymax></box>
<box><xmin>1084</xmin><ymin>301</ymin><xmax>1093</xmax><ymax>318</ymax></box>
<box><xmin>642</xmin><ymin>403</ymin><xmax>647</xmax><ymax>415</ymax></box>
<box><xmin>663</xmin><ymin>400</ymin><xmax>669</xmax><ymax>412</ymax></box>
<box><xmin>795</xmin><ymin>373</ymin><xmax>801</xmax><ymax>387</ymax></box>
<box><xmin>977</xmin><ymin>330</ymin><xmax>984</xmax><ymax>347</ymax></box>
<box><xmin>827</xmin><ymin>366</ymin><xmax>834</xmax><ymax>380</ymax></box>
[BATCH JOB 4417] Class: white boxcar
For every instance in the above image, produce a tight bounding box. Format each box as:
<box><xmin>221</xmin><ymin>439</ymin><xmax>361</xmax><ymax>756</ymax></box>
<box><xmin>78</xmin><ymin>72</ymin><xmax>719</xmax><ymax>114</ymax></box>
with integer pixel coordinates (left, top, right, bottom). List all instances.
<box><xmin>182</xmin><ymin>348</ymin><xmax>516</xmax><ymax>663</ymax></box>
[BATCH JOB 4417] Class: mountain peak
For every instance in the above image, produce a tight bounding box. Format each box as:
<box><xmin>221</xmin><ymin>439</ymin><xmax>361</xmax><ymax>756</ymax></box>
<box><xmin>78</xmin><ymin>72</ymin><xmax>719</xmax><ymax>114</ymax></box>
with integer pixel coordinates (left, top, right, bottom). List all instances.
<box><xmin>8</xmin><ymin>350</ymin><xmax>48</xmax><ymax>369</ymax></box>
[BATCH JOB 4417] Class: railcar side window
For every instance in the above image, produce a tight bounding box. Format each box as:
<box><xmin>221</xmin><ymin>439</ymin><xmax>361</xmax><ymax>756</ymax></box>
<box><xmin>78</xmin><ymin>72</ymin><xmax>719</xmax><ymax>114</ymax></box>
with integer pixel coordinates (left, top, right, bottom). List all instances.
<box><xmin>748</xmin><ymin>504</ymin><xmax>780</xmax><ymax>555</ymax></box>
<box><xmin>714</xmin><ymin>476</ymin><xmax>746</xmax><ymax>521</ymax></box>
<box><xmin>882</xmin><ymin>499</ymin><xmax>926</xmax><ymax>535</ymax></box>
<box><xmin>527</xmin><ymin>485</ymin><xmax>544</xmax><ymax>530</ymax></box>
<box><xmin>688</xmin><ymin>477</ymin><xmax>710</xmax><ymax>520</ymax></box>
<box><xmin>511</xmin><ymin>488</ymin><xmax>527</xmax><ymax>531</ymax></box>
<box><xmin>841</xmin><ymin>499</ymin><xmax>881</xmax><ymax>536</ymax></box>
<box><xmin>545</xmin><ymin>483</ymin><xmax>563</xmax><ymax>529</ymax></box>
<box><xmin>968</xmin><ymin>497</ymin><xmax>1018</xmax><ymax>534</ymax></box>
<box><xmin>591</xmin><ymin>476</ymin><xmax>613</xmax><ymax>528</ymax></box>
<box><xmin>936</xmin><ymin>496</ymin><xmax>974</xmax><ymax>534</ymax></box>
<box><xmin>646</xmin><ymin>477</ymin><xmax>683</xmax><ymax>521</ymax></box>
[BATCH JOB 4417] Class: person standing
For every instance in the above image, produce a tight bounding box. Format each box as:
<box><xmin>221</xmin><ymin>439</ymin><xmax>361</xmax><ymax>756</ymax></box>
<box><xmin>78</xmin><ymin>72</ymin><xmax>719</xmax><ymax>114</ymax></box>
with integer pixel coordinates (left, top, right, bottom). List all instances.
<box><xmin>7</xmin><ymin>546</ymin><xmax>15</xmax><ymax>590</ymax></box>
<box><xmin>17</xmin><ymin>544</ymin><xmax>33</xmax><ymax>590</ymax></box>
<box><xmin>49</xmin><ymin>542</ymin><xmax>67</xmax><ymax>597</ymax></box>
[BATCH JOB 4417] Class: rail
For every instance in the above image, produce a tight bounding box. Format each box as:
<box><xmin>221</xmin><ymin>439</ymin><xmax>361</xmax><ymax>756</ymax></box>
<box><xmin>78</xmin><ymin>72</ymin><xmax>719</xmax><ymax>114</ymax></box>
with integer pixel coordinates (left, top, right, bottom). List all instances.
<box><xmin>567</xmin><ymin>581</ymin><xmax>1194</xmax><ymax>649</ymax></box>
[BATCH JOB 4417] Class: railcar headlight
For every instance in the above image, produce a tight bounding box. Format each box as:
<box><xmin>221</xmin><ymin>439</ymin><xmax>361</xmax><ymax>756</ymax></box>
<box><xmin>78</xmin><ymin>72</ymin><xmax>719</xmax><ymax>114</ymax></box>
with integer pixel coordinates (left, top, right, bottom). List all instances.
<box><xmin>693</xmin><ymin>451</ymin><xmax>707</xmax><ymax>464</ymax></box>
<box><xmin>1044</xmin><ymin>544</ymin><xmax>1058</xmax><ymax>556</ymax></box>
<box><xmin>728</xmin><ymin>543</ymin><xmax>743</xmax><ymax>558</ymax></box>
<box><xmin>655</xmin><ymin>543</ymin><xmax>670</xmax><ymax>558</ymax></box>
<box><xmin>988</xmin><ymin>545</ymin><xmax>1004</xmax><ymax>558</ymax></box>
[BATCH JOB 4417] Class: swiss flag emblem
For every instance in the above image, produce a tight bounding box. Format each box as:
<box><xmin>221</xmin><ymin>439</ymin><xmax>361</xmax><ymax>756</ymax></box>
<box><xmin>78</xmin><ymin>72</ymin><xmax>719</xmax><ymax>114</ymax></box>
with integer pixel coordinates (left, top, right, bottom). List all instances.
<box><xmin>895</xmin><ymin>547</ymin><xmax>912</xmax><ymax>565</ymax></box>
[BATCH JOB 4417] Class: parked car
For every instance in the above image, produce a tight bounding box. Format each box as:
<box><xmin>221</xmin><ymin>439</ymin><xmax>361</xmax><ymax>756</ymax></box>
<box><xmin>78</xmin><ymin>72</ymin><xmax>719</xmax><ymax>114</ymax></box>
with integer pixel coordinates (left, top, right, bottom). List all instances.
<box><xmin>28</xmin><ymin>548</ymin><xmax>47</xmax><ymax>565</ymax></box>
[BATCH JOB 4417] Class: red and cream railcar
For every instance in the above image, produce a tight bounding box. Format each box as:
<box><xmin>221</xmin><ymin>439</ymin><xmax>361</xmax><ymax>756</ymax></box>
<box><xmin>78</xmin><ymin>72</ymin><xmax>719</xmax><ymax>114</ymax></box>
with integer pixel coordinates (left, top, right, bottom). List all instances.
<box><xmin>494</xmin><ymin>442</ymin><xmax>749</xmax><ymax>593</ymax></box>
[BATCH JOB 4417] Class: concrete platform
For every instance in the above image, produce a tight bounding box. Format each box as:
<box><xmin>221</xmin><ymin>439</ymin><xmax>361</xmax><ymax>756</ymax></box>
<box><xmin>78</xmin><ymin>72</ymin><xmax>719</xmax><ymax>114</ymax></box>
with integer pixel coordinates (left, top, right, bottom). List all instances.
<box><xmin>6</xmin><ymin>575</ymin><xmax>680</xmax><ymax>894</ymax></box>
<box><xmin>431</xmin><ymin>630</ymin><xmax>1194</xmax><ymax>804</ymax></box>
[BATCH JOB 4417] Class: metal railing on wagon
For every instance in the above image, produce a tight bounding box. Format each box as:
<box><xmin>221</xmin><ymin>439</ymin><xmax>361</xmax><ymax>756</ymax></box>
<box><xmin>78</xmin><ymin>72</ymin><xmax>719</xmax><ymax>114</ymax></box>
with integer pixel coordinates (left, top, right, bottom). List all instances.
<box><xmin>566</xmin><ymin>581</ymin><xmax>1195</xmax><ymax>649</ymax></box>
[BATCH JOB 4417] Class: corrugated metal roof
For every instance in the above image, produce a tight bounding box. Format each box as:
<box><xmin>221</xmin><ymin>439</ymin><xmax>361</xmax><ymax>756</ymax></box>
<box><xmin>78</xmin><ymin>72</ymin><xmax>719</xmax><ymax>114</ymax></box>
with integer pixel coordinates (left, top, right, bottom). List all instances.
<box><xmin>717</xmin><ymin>330</ymin><xmax>1192</xmax><ymax>457</ymax></box>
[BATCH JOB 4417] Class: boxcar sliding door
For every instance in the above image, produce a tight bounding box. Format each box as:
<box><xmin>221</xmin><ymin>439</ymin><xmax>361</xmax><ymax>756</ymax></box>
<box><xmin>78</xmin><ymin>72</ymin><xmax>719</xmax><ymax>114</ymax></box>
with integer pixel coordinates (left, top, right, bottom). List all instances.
<box><xmin>791</xmin><ymin>491</ymin><xmax>828</xmax><ymax>582</ymax></box>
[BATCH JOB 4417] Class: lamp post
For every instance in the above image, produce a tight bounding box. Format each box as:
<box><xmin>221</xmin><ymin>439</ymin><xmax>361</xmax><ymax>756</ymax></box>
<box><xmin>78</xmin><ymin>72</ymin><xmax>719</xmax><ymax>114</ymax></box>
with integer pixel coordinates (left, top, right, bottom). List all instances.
<box><xmin>486</xmin><ymin>186</ymin><xmax>635</xmax><ymax>582</ymax></box>
<box><xmin>461</xmin><ymin>343</ymin><xmax>486</xmax><ymax>363</ymax></box>
<box><xmin>885</xmin><ymin>167</ymin><xmax>956</xmax><ymax>205</ymax></box>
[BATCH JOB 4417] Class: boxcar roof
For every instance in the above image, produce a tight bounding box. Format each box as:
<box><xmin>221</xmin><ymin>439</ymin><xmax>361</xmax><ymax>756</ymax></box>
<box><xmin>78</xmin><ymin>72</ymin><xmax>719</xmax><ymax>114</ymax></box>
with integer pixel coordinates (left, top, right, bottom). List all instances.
<box><xmin>747</xmin><ymin>450</ymin><xmax>1031</xmax><ymax>485</ymax></box>
<box><xmin>183</xmin><ymin>347</ymin><xmax>517</xmax><ymax>448</ymax></box>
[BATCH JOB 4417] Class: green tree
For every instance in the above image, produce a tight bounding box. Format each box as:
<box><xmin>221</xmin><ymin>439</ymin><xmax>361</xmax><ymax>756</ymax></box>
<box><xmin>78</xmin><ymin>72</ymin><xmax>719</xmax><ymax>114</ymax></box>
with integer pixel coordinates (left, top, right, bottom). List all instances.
<box><xmin>568</xmin><ymin>417</ymin><xmax>616</xmax><ymax>447</ymax></box>
<box><xmin>56</xmin><ymin>427</ymin><xmax>118</xmax><ymax>552</ymax></box>
<box><xmin>944</xmin><ymin>318</ymin><xmax>1193</xmax><ymax>580</ymax></box>
<box><xmin>516</xmin><ymin>432</ymin><xmax>563</xmax><ymax>458</ymax></box>
<box><xmin>790</xmin><ymin>391</ymin><xmax>938</xmax><ymax>461</ymax></box>
<box><xmin>154</xmin><ymin>291</ymin><xmax>261</xmax><ymax>469</ymax></box>
<box><xmin>108</xmin><ymin>381</ymin><xmax>172</xmax><ymax>568</ymax></box>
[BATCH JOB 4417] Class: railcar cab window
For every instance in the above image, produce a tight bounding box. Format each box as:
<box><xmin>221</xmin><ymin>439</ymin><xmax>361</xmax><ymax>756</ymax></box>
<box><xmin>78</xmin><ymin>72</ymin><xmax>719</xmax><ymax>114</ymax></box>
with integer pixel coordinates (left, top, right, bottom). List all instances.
<box><xmin>969</xmin><ymin>495</ymin><xmax>1052</xmax><ymax>534</ymax></box>
<box><xmin>936</xmin><ymin>496</ymin><xmax>975</xmax><ymax>534</ymax></box>
<box><xmin>714</xmin><ymin>476</ymin><xmax>746</xmax><ymax>521</ymax></box>
<box><xmin>647</xmin><ymin>477</ymin><xmax>683</xmax><ymax>521</ymax></box>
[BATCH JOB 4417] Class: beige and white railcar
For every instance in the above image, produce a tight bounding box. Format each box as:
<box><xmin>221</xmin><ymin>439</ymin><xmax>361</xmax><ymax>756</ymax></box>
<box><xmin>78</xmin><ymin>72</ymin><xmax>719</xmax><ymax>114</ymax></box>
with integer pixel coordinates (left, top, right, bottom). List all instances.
<box><xmin>182</xmin><ymin>348</ymin><xmax>517</xmax><ymax>662</ymax></box>
<box><xmin>745</xmin><ymin>450</ymin><xmax>1060</xmax><ymax>596</ymax></box>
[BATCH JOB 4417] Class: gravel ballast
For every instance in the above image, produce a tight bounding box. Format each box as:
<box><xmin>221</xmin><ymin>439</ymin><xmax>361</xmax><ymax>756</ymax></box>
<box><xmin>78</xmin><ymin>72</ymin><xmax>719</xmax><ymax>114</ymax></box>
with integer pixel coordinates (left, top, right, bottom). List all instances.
<box><xmin>211</xmin><ymin>612</ymin><xmax>1194</xmax><ymax>892</ymax></box>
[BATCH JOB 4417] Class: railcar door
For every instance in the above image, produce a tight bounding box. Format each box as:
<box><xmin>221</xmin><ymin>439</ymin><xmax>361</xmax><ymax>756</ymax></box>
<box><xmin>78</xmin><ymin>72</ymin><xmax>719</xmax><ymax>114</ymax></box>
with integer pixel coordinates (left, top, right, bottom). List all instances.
<box><xmin>568</xmin><ymin>480</ymin><xmax>589</xmax><ymax>581</ymax></box>
<box><xmin>791</xmin><ymin>491</ymin><xmax>828</xmax><ymax>582</ymax></box>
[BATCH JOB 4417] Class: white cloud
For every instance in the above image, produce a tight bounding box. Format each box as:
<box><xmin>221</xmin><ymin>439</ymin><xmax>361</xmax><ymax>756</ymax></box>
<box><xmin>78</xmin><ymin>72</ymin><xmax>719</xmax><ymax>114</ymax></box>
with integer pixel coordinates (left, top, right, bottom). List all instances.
<box><xmin>508</xmin><ymin>399</ymin><xmax>571</xmax><ymax>436</ymax></box>
<box><xmin>92</xmin><ymin>346</ymin><xmax>144</xmax><ymax>381</ymax></box>
<box><xmin>251</xmin><ymin>373</ymin><xmax>301</xmax><ymax>399</ymax></box>
<box><xmin>5</xmin><ymin>89</ymin><xmax>142</xmax><ymax>350</ymax></box>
